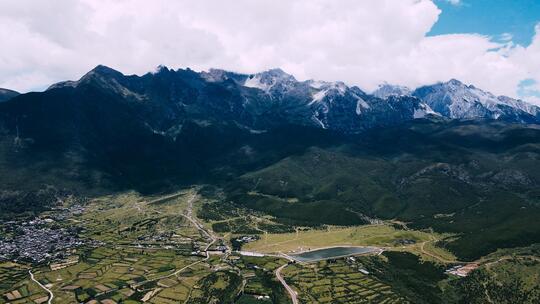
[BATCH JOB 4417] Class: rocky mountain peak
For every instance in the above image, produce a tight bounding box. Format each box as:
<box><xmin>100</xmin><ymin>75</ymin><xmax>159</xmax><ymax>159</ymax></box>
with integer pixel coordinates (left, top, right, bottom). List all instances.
<box><xmin>372</xmin><ymin>83</ymin><xmax>412</xmax><ymax>99</ymax></box>
<box><xmin>243</xmin><ymin>68</ymin><xmax>297</xmax><ymax>92</ymax></box>
<box><xmin>446</xmin><ymin>78</ymin><xmax>465</xmax><ymax>87</ymax></box>
<box><xmin>413</xmin><ymin>79</ymin><xmax>540</xmax><ymax>122</ymax></box>
<box><xmin>82</xmin><ymin>65</ymin><xmax>124</xmax><ymax>82</ymax></box>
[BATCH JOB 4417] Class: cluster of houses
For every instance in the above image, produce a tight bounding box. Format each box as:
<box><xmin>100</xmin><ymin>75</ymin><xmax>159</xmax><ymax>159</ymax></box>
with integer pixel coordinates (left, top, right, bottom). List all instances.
<box><xmin>346</xmin><ymin>256</ymin><xmax>370</xmax><ymax>275</ymax></box>
<box><xmin>446</xmin><ymin>263</ymin><xmax>479</xmax><ymax>277</ymax></box>
<box><xmin>50</xmin><ymin>255</ymin><xmax>80</xmax><ymax>270</ymax></box>
<box><xmin>0</xmin><ymin>217</ymin><xmax>84</xmax><ymax>263</ymax></box>
<box><xmin>236</xmin><ymin>235</ymin><xmax>258</xmax><ymax>243</ymax></box>
<box><xmin>231</xmin><ymin>235</ymin><xmax>259</xmax><ymax>250</ymax></box>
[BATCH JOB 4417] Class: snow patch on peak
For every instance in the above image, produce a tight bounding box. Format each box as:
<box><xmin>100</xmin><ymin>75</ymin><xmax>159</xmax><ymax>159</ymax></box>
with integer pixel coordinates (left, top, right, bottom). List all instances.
<box><xmin>262</xmin><ymin>68</ymin><xmax>291</xmax><ymax>78</ymax></box>
<box><xmin>372</xmin><ymin>84</ymin><xmax>412</xmax><ymax>99</ymax></box>
<box><xmin>309</xmin><ymin>82</ymin><xmax>350</xmax><ymax>106</ymax></box>
<box><xmin>244</xmin><ymin>74</ymin><xmax>272</xmax><ymax>91</ymax></box>
<box><xmin>201</xmin><ymin>68</ymin><xmax>229</xmax><ymax>82</ymax></box>
<box><xmin>310</xmin><ymin>89</ymin><xmax>328</xmax><ymax>105</ymax></box>
<box><xmin>243</xmin><ymin>68</ymin><xmax>296</xmax><ymax>93</ymax></box>
<box><xmin>446</xmin><ymin>79</ymin><xmax>465</xmax><ymax>87</ymax></box>
<box><xmin>308</xmin><ymin>80</ymin><xmax>347</xmax><ymax>93</ymax></box>
<box><xmin>355</xmin><ymin>97</ymin><xmax>370</xmax><ymax>115</ymax></box>
<box><xmin>308</xmin><ymin>80</ymin><xmax>327</xmax><ymax>89</ymax></box>
<box><xmin>333</xmin><ymin>82</ymin><xmax>347</xmax><ymax>95</ymax></box>
<box><xmin>312</xmin><ymin>114</ymin><xmax>327</xmax><ymax>129</ymax></box>
<box><xmin>414</xmin><ymin>103</ymin><xmax>440</xmax><ymax>119</ymax></box>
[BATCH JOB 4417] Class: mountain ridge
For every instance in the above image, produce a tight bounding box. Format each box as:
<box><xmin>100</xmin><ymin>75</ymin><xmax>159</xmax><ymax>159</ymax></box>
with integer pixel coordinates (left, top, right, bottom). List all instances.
<box><xmin>0</xmin><ymin>88</ymin><xmax>20</xmax><ymax>103</ymax></box>
<box><xmin>42</xmin><ymin>65</ymin><xmax>540</xmax><ymax>129</ymax></box>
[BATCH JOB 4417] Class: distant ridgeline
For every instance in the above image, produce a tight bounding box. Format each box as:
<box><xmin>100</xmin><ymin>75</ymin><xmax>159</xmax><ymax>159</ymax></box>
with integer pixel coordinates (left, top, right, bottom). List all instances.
<box><xmin>1</xmin><ymin>65</ymin><xmax>540</xmax><ymax>259</ymax></box>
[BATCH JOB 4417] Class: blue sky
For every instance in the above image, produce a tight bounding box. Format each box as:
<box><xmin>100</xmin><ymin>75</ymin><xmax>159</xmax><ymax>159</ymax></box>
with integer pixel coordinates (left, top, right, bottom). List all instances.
<box><xmin>431</xmin><ymin>0</ymin><xmax>540</xmax><ymax>46</ymax></box>
<box><xmin>518</xmin><ymin>79</ymin><xmax>540</xmax><ymax>99</ymax></box>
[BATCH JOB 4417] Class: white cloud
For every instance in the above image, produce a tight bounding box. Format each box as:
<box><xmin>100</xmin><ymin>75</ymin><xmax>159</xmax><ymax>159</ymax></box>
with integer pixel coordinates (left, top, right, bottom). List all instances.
<box><xmin>445</xmin><ymin>0</ymin><xmax>461</xmax><ymax>6</ymax></box>
<box><xmin>0</xmin><ymin>0</ymin><xmax>539</xmax><ymax>105</ymax></box>
<box><xmin>499</xmin><ymin>32</ymin><xmax>513</xmax><ymax>42</ymax></box>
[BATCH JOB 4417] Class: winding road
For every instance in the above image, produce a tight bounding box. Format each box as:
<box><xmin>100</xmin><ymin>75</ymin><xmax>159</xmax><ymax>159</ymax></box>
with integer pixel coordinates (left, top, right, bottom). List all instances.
<box><xmin>133</xmin><ymin>192</ymin><xmax>220</xmax><ymax>288</ymax></box>
<box><xmin>275</xmin><ymin>264</ymin><xmax>298</xmax><ymax>304</ymax></box>
<box><xmin>29</xmin><ymin>270</ymin><xmax>54</xmax><ymax>304</ymax></box>
<box><xmin>183</xmin><ymin>192</ymin><xmax>298</xmax><ymax>303</ymax></box>
<box><xmin>181</xmin><ymin>193</ymin><xmax>221</xmax><ymax>252</ymax></box>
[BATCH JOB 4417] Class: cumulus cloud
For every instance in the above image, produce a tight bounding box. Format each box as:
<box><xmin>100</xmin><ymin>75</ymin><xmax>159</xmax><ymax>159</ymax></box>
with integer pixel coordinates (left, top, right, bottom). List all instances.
<box><xmin>0</xmin><ymin>0</ymin><xmax>539</xmax><ymax>105</ymax></box>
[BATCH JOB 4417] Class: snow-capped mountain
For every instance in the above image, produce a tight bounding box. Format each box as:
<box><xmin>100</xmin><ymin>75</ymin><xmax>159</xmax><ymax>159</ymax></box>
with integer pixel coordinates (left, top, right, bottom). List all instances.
<box><xmin>412</xmin><ymin>79</ymin><xmax>539</xmax><ymax>123</ymax></box>
<box><xmin>372</xmin><ymin>84</ymin><xmax>412</xmax><ymax>99</ymax></box>
<box><xmin>198</xmin><ymin>67</ymin><xmax>429</xmax><ymax>132</ymax></box>
<box><xmin>243</xmin><ymin>68</ymin><xmax>297</xmax><ymax>94</ymax></box>
<box><xmin>370</xmin><ymin>80</ymin><xmax>540</xmax><ymax>124</ymax></box>
<box><xmin>29</xmin><ymin>65</ymin><xmax>539</xmax><ymax>136</ymax></box>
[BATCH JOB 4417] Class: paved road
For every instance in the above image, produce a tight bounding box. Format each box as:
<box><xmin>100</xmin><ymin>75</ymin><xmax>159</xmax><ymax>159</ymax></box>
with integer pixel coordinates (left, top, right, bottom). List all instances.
<box><xmin>29</xmin><ymin>270</ymin><xmax>54</xmax><ymax>304</ymax></box>
<box><xmin>181</xmin><ymin>193</ymin><xmax>220</xmax><ymax>252</ymax></box>
<box><xmin>275</xmin><ymin>264</ymin><xmax>298</xmax><ymax>304</ymax></box>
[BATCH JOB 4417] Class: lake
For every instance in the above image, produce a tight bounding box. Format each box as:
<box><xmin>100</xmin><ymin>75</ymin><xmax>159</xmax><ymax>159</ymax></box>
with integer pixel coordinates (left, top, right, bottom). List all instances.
<box><xmin>289</xmin><ymin>246</ymin><xmax>378</xmax><ymax>262</ymax></box>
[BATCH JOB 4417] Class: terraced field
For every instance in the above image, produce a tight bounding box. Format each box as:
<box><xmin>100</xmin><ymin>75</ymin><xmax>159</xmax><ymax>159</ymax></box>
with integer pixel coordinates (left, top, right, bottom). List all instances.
<box><xmin>33</xmin><ymin>246</ymin><xmax>209</xmax><ymax>303</ymax></box>
<box><xmin>0</xmin><ymin>263</ymin><xmax>50</xmax><ymax>304</ymax></box>
<box><xmin>79</xmin><ymin>190</ymin><xmax>205</xmax><ymax>245</ymax></box>
<box><xmin>0</xmin><ymin>190</ymin><xmax>239</xmax><ymax>304</ymax></box>
<box><xmin>282</xmin><ymin>259</ymin><xmax>408</xmax><ymax>303</ymax></box>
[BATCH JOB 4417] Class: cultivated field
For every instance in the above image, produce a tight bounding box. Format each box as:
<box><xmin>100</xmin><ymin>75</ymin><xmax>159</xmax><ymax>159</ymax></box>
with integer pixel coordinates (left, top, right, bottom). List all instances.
<box><xmin>33</xmin><ymin>246</ymin><xmax>209</xmax><ymax>303</ymax></box>
<box><xmin>0</xmin><ymin>262</ymin><xmax>50</xmax><ymax>304</ymax></box>
<box><xmin>282</xmin><ymin>259</ymin><xmax>408</xmax><ymax>303</ymax></box>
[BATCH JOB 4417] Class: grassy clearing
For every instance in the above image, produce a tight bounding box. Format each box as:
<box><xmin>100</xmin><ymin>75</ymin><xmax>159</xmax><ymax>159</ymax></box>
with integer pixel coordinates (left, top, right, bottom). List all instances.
<box><xmin>243</xmin><ymin>224</ymin><xmax>455</xmax><ymax>260</ymax></box>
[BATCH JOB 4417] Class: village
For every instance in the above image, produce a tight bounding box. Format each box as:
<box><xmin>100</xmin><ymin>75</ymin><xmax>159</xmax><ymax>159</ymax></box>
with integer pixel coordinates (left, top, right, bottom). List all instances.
<box><xmin>0</xmin><ymin>204</ymin><xmax>99</xmax><ymax>265</ymax></box>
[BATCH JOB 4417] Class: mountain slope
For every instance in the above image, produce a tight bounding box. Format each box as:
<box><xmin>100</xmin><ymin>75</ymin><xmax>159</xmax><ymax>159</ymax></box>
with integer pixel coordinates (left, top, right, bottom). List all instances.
<box><xmin>0</xmin><ymin>88</ymin><xmax>19</xmax><ymax>103</ymax></box>
<box><xmin>226</xmin><ymin>120</ymin><xmax>540</xmax><ymax>260</ymax></box>
<box><xmin>0</xmin><ymin>65</ymin><xmax>538</xmax><ymax>195</ymax></box>
<box><xmin>0</xmin><ymin>70</ymin><xmax>347</xmax><ymax>194</ymax></box>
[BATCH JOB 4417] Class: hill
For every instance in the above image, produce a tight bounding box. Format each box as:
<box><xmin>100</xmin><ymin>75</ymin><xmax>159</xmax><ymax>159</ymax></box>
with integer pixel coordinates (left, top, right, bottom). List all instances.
<box><xmin>226</xmin><ymin>120</ymin><xmax>540</xmax><ymax>260</ymax></box>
